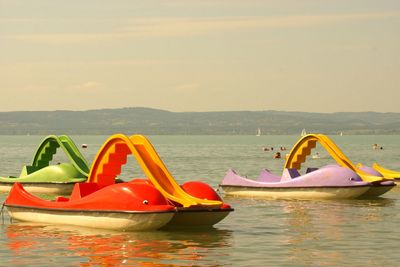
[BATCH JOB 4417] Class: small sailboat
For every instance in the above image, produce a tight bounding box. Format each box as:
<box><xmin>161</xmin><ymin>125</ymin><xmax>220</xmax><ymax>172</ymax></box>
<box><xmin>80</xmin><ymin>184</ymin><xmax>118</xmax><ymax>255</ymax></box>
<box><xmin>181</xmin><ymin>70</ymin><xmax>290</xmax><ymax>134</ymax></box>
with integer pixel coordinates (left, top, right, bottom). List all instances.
<box><xmin>301</xmin><ymin>128</ymin><xmax>307</xmax><ymax>136</ymax></box>
<box><xmin>256</xmin><ymin>128</ymin><xmax>261</xmax><ymax>136</ymax></box>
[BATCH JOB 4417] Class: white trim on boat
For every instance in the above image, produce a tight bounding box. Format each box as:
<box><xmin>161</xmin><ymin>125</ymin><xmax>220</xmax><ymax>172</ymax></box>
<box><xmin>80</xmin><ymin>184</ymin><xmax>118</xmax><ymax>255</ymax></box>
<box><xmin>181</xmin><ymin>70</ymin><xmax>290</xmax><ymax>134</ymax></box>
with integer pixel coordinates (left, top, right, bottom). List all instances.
<box><xmin>220</xmin><ymin>185</ymin><xmax>370</xmax><ymax>199</ymax></box>
<box><xmin>6</xmin><ymin>207</ymin><xmax>175</xmax><ymax>231</ymax></box>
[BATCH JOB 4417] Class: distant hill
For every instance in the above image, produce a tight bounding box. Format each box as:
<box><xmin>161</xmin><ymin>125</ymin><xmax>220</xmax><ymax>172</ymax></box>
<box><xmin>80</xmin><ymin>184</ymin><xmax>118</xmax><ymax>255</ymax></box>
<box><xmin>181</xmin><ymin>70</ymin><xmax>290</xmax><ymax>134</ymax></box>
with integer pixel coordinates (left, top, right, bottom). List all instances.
<box><xmin>0</xmin><ymin>107</ymin><xmax>399</xmax><ymax>135</ymax></box>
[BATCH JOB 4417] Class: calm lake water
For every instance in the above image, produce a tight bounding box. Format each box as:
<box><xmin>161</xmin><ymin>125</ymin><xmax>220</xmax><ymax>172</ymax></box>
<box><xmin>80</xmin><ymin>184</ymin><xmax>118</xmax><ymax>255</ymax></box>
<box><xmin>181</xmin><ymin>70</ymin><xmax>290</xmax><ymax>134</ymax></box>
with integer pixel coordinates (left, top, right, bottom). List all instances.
<box><xmin>0</xmin><ymin>134</ymin><xmax>400</xmax><ymax>266</ymax></box>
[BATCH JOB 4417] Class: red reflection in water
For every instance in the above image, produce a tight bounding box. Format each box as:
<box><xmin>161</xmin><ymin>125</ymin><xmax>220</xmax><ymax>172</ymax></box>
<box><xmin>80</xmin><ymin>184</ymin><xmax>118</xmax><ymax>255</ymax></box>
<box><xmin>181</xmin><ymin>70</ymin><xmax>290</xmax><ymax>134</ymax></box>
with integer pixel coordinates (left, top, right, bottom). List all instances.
<box><xmin>5</xmin><ymin>223</ymin><xmax>232</xmax><ymax>266</ymax></box>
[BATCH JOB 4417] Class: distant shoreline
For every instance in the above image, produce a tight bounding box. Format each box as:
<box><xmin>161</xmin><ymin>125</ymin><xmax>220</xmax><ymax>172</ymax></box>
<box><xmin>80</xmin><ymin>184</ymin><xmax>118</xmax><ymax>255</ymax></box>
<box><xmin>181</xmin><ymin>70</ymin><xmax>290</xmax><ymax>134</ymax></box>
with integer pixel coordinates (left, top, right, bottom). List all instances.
<box><xmin>0</xmin><ymin>107</ymin><xmax>399</xmax><ymax>135</ymax></box>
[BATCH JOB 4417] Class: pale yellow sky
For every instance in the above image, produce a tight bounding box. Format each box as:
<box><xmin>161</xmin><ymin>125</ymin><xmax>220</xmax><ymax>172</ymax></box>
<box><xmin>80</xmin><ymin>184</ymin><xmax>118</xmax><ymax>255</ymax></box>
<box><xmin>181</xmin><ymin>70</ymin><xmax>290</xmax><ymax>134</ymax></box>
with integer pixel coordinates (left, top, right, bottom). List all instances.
<box><xmin>0</xmin><ymin>0</ymin><xmax>399</xmax><ymax>112</ymax></box>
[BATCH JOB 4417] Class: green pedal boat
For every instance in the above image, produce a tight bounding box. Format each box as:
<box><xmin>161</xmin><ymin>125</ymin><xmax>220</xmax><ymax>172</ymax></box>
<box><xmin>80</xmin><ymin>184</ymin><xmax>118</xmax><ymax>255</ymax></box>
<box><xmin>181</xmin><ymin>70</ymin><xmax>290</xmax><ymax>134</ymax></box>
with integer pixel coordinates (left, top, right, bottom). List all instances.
<box><xmin>0</xmin><ymin>135</ymin><xmax>89</xmax><ymax>194</ymax></box>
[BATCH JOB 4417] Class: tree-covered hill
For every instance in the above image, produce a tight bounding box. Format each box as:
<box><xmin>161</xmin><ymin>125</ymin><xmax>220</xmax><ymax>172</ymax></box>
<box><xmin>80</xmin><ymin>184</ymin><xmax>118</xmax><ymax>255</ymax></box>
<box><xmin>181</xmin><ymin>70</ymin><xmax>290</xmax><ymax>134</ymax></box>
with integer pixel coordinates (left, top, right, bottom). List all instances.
<box><xmin>0</xmin><ymin>107</ymin><xmax>399</xmax><ymax>135</ymax></box>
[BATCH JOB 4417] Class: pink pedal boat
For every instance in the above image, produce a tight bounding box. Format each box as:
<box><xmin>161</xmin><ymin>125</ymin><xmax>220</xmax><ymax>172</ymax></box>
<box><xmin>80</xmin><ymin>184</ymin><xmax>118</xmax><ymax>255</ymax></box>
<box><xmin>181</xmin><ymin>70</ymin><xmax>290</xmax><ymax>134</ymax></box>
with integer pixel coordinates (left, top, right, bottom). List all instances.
<box><xmin>220</xmin><ymin>165</ymin><xmax>394</xmax><ymax>199</ymax></box>
<box><xmin>220</xmin><ymin>133</ymin><xmax>395</xmax><ymax>199</ymax></box>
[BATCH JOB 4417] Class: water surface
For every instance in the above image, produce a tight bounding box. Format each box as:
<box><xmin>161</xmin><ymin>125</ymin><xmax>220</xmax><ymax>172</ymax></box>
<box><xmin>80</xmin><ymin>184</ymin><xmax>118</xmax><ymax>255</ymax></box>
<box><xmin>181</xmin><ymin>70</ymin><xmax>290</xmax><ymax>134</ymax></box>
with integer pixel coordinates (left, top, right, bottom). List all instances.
<box><xmin>0</xmin><ymin>135</ymin><xmax>399</xmax><ymax>266</ymax></box>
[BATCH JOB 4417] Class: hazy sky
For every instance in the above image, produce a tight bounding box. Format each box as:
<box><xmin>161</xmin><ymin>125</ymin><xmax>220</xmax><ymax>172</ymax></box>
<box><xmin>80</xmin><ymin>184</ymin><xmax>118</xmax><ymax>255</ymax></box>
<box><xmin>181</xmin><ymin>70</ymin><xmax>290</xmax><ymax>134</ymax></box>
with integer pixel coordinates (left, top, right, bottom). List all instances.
<box><xmin>1</xmin><ymin>0</ymin><xmax>399</xmax><ymax>112</ymax></box>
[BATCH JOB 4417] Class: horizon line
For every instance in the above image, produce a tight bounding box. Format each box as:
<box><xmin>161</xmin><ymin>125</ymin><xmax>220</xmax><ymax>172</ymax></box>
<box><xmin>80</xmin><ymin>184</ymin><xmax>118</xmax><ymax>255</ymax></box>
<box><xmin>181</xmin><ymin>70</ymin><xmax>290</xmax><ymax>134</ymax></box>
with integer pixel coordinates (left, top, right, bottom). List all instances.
<box><xmin>0</xmin><ymin>107</ymin><xmax>397</xmax><ymax>114</ymax></box>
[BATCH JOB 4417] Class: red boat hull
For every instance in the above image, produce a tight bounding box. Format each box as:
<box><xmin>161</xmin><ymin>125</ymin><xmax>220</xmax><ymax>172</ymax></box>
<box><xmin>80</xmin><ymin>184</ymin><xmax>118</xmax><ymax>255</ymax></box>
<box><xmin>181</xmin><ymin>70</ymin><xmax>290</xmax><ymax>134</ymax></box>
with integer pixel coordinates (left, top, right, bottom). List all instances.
<box><xmin>5</xmin><ymin>182</ymin><xmax>176</xmax><ymax>231</ymax></box>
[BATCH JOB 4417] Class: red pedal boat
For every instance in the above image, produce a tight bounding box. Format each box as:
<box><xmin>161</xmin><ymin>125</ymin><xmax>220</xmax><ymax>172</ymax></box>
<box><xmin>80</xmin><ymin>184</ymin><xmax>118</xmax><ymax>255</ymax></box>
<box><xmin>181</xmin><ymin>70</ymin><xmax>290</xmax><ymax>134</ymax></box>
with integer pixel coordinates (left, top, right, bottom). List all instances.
<box><xmin>4</xmin><ymin>134</ymin><xmax>232</xmax><ymax>230</ymax></box>
<box><xmin>5</xmin><ymin>181</ymin><xmax>175</xmax><ymax>231</ymax></box>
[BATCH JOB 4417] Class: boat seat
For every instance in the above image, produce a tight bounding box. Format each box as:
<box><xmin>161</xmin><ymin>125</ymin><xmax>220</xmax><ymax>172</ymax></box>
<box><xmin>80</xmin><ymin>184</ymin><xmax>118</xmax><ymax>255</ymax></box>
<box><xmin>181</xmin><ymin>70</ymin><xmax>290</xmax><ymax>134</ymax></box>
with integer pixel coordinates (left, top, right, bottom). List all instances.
<box><xmin>70</xmin><ymin>183</ymin><xmax>99</xmax><ymax>201</ymax></box>
<box><xmin>287</xmin><ymin>168</ymin><xmax>301</xmax><ymax>178</ymax></box>
<box><xmin>306</xmin><ymin>167</ymin><xmax>319</xmax><ymax>173</ymax></box>
<box><xmin>281</xmin><ymin>168</ymin><xmax>301</xmax><ymax>181</ymax></box>
<box><xmin>55</xmin><ymin>196</ymin><xmax>69</xmax><ymax>202</ymax></box>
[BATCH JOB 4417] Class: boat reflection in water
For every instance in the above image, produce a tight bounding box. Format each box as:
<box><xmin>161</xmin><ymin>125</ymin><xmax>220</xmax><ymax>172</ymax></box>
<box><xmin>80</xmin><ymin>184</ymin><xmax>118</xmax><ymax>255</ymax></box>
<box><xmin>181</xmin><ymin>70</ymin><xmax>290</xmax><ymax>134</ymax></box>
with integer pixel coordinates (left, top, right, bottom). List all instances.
<box><xmin>5</xmin><ymin>223</ymin><xmax>233</xmax><ymax>266</ymax></box>
<box><xmin>278</xmin><ymin>198</ymin><xmax>395</xmax><ymax>266</ymax></box>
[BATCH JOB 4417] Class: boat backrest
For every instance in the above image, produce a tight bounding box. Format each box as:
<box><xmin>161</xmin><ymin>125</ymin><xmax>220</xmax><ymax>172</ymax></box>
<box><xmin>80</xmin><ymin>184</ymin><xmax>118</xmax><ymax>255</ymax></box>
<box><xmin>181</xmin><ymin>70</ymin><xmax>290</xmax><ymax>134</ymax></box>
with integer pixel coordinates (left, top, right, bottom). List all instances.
<box><xmin>306</xmin><ymin>167</ymin><xmax>319</xmax><ymax>173</ymax></box>
<box><xmin>70</xmin><ymin>182</ymin><xmax>99</xmax><ymax>200</ymax></box>
<box><xmin>55</xmin><ymin>196</ymin><xmax>69</xmax><ymax>202</ymax></box>
<box><xmin>281</xmin><ymin>168</ymin><xmax>301</xmax><ymax>181</ymax></box>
